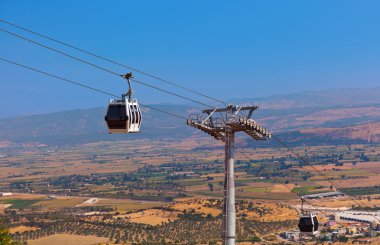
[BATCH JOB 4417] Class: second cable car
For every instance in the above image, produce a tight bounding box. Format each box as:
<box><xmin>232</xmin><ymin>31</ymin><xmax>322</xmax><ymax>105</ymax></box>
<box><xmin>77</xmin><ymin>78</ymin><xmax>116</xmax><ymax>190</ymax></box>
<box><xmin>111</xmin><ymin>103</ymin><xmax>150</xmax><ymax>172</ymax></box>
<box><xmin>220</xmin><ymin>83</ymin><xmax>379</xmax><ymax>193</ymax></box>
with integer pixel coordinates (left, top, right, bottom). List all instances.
<box><xmin>105</xmin><ymin>73</ymin><xmax>142</xmax><ymax>134</ymax></box>
<box><xmin>298</xmin><ymin>198</ymin><xmax>319</xmax><ymax>235</ymax></box>
<box><xmin>298</xmin><ymin>213</ymin><xmax>319</xmax><ymax>234</ymax></box>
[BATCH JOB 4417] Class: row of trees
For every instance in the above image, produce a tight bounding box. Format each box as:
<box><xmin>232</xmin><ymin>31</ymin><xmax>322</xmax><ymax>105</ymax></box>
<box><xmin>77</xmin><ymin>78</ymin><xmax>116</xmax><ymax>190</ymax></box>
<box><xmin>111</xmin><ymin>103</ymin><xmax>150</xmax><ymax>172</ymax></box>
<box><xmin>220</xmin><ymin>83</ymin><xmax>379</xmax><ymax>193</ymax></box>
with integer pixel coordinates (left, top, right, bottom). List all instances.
<box><xmin>4</xmin><ymin>205</ymin><xmax>297</xmax><ymax>244</ymax></box>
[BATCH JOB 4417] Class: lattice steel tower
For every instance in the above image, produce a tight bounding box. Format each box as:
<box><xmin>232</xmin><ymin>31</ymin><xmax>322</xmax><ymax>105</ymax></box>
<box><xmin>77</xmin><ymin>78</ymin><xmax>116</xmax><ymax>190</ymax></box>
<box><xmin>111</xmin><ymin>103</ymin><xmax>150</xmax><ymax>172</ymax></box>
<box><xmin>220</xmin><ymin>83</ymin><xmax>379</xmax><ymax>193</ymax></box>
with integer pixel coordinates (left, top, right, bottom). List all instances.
<box><xmin>187</xmin><ymin>105</ymin><xmax>271</xmax><ymax>245</ymax></box>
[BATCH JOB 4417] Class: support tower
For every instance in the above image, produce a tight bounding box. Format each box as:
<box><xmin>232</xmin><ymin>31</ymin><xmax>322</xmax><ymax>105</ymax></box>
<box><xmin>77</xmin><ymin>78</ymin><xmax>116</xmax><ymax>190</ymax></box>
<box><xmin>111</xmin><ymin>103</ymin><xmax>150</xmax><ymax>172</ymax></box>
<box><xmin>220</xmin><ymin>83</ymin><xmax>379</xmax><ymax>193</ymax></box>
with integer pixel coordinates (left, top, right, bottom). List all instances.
<box><xmin>187</xmin><ymin>105</ymin><xmax>271</xmax><ymax>245</ymax></box>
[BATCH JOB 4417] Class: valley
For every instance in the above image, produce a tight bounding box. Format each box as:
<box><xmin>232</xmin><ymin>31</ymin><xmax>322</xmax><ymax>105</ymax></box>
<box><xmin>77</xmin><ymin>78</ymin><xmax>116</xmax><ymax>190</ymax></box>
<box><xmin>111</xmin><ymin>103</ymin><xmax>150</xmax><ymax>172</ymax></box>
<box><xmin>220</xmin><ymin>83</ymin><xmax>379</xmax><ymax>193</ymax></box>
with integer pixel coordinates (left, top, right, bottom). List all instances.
<box><xmin>1</xmin><ymin>136</ymin><xmax>380</xmax><ymax>243</ymax></box>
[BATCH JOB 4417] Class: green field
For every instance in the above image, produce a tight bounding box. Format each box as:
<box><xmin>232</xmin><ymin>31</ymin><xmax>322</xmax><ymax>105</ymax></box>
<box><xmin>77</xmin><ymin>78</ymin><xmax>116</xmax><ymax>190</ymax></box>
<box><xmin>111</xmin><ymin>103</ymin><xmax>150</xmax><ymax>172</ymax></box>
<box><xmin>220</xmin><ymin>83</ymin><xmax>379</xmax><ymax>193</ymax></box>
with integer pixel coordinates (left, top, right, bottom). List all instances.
<box><xmin>32</xmin><ymin>198</ymin><xmax>87</xmax><ymax>209</ymax></box>
<box><xmin>292</xmin><ymin>185</ymin><xmax>329</xmax><ymax>195</ymax></box>
<box><xmin>0</xmin><ymin>199</ymin><xmax>43</xmax><ymax>209</ymax></box>
<box><xmin>245</xmin><ymin>187</ymin><xmax>272</xmax><ymax>193</ymax></box>
<box><xmin>176</xmin><ymin>179</ymin><xmax>205</xmax><ymax>186</ymax></box>
<box><xmin>235</xmin><ymin>178</ymin><xmax>272</xmax><ymax>184</ymax></box>
<box><xmin>310</xmin><ymin>169</ymin><xmax>374</xmax><ymax>181</ymax></box>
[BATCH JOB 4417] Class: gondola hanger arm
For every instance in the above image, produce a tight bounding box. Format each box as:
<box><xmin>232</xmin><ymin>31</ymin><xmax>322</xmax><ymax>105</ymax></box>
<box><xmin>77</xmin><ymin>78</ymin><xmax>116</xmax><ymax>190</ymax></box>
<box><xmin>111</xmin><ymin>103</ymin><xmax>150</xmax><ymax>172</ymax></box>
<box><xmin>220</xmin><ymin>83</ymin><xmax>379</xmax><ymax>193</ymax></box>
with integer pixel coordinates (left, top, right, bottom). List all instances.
<box><xmin>120</xmin><ymin>72</ymin><xmax>133</xmax><ymax>100</ymax></box>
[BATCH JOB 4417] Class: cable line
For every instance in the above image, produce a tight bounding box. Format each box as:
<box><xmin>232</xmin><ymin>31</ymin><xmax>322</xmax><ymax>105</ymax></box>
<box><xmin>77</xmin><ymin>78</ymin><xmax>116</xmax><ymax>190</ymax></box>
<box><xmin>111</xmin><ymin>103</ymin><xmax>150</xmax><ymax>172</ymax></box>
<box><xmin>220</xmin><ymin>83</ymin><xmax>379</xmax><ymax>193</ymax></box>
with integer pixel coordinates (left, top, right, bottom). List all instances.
<box><xmin>140</xmin><ymin>104</ymin><xmax>187</xmax><ymax>120</ymax></box>
<box><xmin>0</xmin><ymin>56</ymin><xmax>187</xmax><ymax>120</ymax></box>
<box><xmin>0</xmin><ymin>18</ymin><xmax>226</xmax><ymax>105</ymax></box>
<box><xmin>234</xmin><ymin>147</ymin><xmax>343</xmax><ymax>222</ymax></box>
<box><xmin>272</xmin><ymin>135</ymin><xmax>357</xmax><ymax>196</ymax></box>
<box><xmin>0</xmin><ymin>57</ymin><xmax>117</xmax><ymax>98</ymax></box>
<box><xmin>0</xmin><ymin>28</ymin><xmax>120</xmax><ymax>76</ymax></box>
<box><xmin>130</xmin><ymin>78</ymin><xmax>212</xmax><ymax>108</ymax></box>
<box><xmin>0</xmin><ymin>27</ymin><xmax>216</xmax><ymax>109</ymax></box>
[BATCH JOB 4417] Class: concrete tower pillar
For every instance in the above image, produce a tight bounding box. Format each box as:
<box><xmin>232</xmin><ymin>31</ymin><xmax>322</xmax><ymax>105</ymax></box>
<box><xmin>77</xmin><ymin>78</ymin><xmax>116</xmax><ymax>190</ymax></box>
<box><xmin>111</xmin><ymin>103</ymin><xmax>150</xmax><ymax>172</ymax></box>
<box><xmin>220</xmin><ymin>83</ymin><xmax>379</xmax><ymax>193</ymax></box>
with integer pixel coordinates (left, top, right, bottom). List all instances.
<box><xmin>222</xmin><ymin>127</ymin><xmax>235</xmax><ymax>245</ymax></box>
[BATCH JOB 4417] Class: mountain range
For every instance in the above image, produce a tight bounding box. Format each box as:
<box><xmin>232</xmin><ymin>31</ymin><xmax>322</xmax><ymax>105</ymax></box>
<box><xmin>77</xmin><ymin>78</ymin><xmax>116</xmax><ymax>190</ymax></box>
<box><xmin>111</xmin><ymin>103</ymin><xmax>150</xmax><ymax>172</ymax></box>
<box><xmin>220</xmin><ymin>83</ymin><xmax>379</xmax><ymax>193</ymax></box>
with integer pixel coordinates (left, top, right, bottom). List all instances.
<box><xmin>1</xmin><ymin>87</ymin><xmax>380</xmax><ymax>146</ymax></box>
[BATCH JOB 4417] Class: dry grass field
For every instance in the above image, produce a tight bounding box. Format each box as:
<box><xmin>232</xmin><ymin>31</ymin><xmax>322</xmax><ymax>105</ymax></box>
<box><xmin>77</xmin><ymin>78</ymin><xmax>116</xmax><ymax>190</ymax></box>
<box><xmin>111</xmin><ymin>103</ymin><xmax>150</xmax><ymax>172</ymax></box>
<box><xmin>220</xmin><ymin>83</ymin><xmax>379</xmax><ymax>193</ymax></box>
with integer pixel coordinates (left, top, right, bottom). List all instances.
<box><xmin>244</xmin><ymin>201</ymin><xmax>298</xmax><ymax>222</ymax></box>
<box><xmin>9</xmin><ymin>226</ymin><xmax>39</xmax><ymax>234</ymax></box>
<box><xmin>271</xmin><ymin>184</ymin><xmax>295</xmax><ymax>193</ymax></box>
<box><xmin>124</xmin><ymin>208</ymin><xmax>180</xmax><ymax>225</ymax></box>
<box><xmin>0</xmin><ymin>203</ymin><xmax>11</xmax><ymax>211</ymax></box>
<box><xmin>27</xmin><ymin>234</ymin><xmax>110</xmax><ymax>245</ymax></box>
<box><xmin>171</xmin><ymin>198</ymin><xmax>298</xmax><ymax>222</ymax></box>
<box><xmin>112</xmin><ymin>198</ymin><xmax>299</xmax><ymax>227</ymax></box>
<box><xmin>94</xmin><ymin>198</ymin><xmax>164</xmax><ymax>212</ymax></box>
<box><xmin>171</xmin><ymin>199</ymin><xmax>221</xmax><ymax>217</ymax></box>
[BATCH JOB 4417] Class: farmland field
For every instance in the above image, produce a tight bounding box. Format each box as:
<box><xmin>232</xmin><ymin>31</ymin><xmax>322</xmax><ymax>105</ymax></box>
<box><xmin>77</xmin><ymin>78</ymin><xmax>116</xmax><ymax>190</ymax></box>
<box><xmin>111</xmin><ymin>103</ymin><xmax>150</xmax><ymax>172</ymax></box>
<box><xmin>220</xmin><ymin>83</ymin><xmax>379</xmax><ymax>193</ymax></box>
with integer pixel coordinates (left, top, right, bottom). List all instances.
<box><xmin>9</xmin><ymin>226</ymin><xmax>39</xmax><ymax>234</ymax></box>
<box><xmin>27</xmin><ymin>234</ymin><xmax>109</xmax><ymax>245</ymax></box>
<box><xmin>0</xmin><ymin>198</ymin><xmax>43</xmax><ymax>209</ymax></box>
<box><xmin>33</xmin><ymin>197</ymin><xmax>87</xmax><ymax>209</ymax></box>
<box><xmin>94</xmin><ymin>198</ymin><xmax>164</xmax><ymax>212</ymax></box>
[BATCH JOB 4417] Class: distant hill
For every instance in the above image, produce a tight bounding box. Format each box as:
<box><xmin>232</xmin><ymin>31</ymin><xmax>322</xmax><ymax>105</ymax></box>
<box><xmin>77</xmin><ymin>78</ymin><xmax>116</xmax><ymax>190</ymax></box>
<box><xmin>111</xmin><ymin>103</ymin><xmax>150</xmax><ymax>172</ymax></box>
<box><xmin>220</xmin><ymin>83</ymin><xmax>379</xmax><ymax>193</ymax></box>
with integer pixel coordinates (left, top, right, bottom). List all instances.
<box><xmin>230</xmin><ymin>87</ymin><xmax>380</xmax><ymax>109</ymax></box>
<box><xmin>1</xmin><ymin>88</ymin><xmax>380</xmax><ymax>146</ymax></box>
<box><xmin>0</xmin><ymin>105</ymin><xmax>196</xmax><ymax>145</ymax></box>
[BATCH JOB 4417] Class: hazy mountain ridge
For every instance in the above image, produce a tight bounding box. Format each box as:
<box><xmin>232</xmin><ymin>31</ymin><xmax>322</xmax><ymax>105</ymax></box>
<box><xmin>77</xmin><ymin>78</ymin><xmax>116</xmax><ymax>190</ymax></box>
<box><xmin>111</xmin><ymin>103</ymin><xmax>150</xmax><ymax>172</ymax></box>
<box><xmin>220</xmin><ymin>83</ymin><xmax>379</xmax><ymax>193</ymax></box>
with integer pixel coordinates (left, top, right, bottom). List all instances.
<box><xmin>230</xmin><ymin>87</ymin><xmax>380</xmax><ymax>109</ymax></box>
<box><xmin>0</xmin><ymin>105</ymin><xmax>194</xmax><ymax>145</ymax></box>
<box><xmin>1</xmin><ymin>88</ymin><xmax>380</xmax><ymax>145</ymax></box>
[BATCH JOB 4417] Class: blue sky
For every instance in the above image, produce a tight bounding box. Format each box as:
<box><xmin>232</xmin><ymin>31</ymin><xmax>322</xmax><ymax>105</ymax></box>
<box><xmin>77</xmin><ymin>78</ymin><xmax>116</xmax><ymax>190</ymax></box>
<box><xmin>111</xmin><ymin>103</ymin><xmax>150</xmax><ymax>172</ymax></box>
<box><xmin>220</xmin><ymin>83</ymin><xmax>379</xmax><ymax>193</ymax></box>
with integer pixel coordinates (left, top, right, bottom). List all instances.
<box><xmin>1</xmin><ymin>1</ymin><xmax>380</xmax><ymax>118</ymax></box>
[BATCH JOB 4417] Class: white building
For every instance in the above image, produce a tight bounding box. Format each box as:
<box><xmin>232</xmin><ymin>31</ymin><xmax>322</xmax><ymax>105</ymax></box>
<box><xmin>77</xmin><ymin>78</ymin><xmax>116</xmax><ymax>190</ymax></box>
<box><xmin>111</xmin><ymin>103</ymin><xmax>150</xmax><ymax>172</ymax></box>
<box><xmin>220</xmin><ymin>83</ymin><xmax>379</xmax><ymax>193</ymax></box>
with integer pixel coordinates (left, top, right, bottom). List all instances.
<box><xmin>0</xmin><ymin>192</ymin><xmax>13</xmax><ymax>197</ymax></box>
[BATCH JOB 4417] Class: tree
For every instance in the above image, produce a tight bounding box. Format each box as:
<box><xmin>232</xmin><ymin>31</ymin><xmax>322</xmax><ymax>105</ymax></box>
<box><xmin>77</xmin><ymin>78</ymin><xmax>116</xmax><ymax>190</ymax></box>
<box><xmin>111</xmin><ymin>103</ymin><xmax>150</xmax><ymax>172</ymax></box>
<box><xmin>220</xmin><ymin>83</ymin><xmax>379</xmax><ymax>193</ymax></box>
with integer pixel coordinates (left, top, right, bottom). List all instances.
<box><xmin>338</xmin><ymin>236</ymin><xmax>349</xmax><ymax>242</ymax></box>
<box><xmin>0</xmin><ymin>221</ymin><xmax>17</xmax><ymax>245</ymax></box>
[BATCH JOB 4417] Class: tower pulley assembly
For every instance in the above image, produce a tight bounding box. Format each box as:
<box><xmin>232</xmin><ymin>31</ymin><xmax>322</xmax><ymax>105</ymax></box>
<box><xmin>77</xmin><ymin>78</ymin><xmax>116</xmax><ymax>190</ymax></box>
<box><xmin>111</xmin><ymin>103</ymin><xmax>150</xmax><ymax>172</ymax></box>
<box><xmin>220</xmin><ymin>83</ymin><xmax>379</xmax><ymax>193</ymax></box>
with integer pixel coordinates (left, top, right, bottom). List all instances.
<box><xmin>104</xmin><ymin>72</ymin><xmax>142</xmax><ymax>134</ymax></box>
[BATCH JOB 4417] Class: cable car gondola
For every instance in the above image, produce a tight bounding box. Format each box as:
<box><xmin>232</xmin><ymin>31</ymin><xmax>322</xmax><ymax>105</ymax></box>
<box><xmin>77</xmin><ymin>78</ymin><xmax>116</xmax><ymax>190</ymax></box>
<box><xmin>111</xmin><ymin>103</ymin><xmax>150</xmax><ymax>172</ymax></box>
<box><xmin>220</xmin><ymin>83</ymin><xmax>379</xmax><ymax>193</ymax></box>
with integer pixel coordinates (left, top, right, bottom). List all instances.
<box><xmin>298</xmin><ymin>197</ymin><xmax>319</xmax><ymax>235</ymax></box>
<box><xmin>105</xmin><ymin>72</ymin><xmax>142</xmax><ymax>134</ymax></box>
